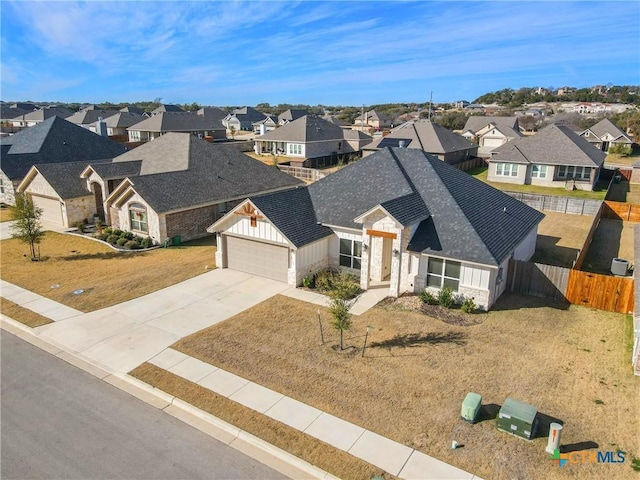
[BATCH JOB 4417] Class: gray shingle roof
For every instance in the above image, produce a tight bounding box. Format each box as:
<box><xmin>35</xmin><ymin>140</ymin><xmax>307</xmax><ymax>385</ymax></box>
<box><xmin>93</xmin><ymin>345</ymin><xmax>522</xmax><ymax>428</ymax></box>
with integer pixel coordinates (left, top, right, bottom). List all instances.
<box><xmin>104</xmin><ymin>112</ymin><xmax>145</xmax><ymax>128</ymax></box>
<box><xmin>33</xmin><ymin>159</ymin><xmax>112</xmax><ymax>199</ymax></box>
<box><xmin>278</xmin><ymin>109</ymin><xmax>309</xmax><ymax>123</ymax></box>
<box><xmin>587</xmin><ymin>118</ymin><xmax>631</xmax><ymax>142</ymax></box>
<box><xmin>66</xmin><ymin>109</ymin><xmax>119</xmax><ymax>125</ymax></box>
<box><xmin>364</xmin><ymin>120</ymin><xmax>476</xmax><ymax>154</ymax></box>
<box><xmin>87</xmin><ymin>161</ymin><xmax>142</xmax><ymax>179</ymax></box>
<box><xmin>127</xmin><ymin>112</ymin><xmax>225</xmax><ymax>133</ymax></box>
<box><xmin>116</xmin><ymin>134</ymin><xmax>303</xmax><ymax>213</ymax></box>
<box><xmin>119</xmin><ymin>106</ymin><xmax>146</xmax><ymax>115</ymax></box>
<box><xmin>257</xmin><ymin>115</ymin><xmax>348</xmax><ymax>142</ymax></box>
<box><xmin>256</xmin><ymin>147</ymin><xmax>543</xmax><ymax>265</ymax></box>
<box><xmin>10</xmin><ymin>106</ymin><xmax>74</xmax><ymax>122</ymax></box>
<box><xmin>250</xmin><ymin>187</ymin><xmax>333</xmax><ymax>248</ymax></box>
<box><xmin>491</xmin><ymin>123</ymin><xmax>606</xmax><ymax>167</ymax></box>
<box><xmin>0</xmin><ymin>116</ymin><xmax>127</xmax><ymax>180</ymax></box>
<box><xmin>151</xmin><ymin>104</ymin><xmax>185</xmax><ymax>114</ymax></box>
<box><xmin>463</xmin><ymin>116</ymin><xmax>521</xmax><ymax>137</ymax></box>
<box><xmin>226</xmin><ymin>107</ymin><xmax>268</xmax><ymax>123</ymax></box>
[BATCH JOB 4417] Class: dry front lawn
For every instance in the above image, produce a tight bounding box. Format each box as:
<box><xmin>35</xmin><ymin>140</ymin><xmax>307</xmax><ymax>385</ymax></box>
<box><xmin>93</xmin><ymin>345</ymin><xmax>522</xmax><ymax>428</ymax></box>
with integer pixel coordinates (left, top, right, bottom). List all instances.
<box><xmin>0</xmin><ymin>204</ymin><xmax>14</xmax><ymax>222</ymax></box>
<box><xmin>0</xmin><ymin>232</ymin><xmax>216</xmax><ymax>312</ymax></box>
<box><xmin>0</xmin><ymin>297</ymin><xmax>53</xmax><ymax>327</ymax></box>
<box><xmin>530</xmin><ymin>211</ymin><xmax>595</xmax><ymax>267</ymax></box>
<box><xmin>172</xmin><ymin>293</ymin><xmax>639</xmax><ymax>480</ymax></box>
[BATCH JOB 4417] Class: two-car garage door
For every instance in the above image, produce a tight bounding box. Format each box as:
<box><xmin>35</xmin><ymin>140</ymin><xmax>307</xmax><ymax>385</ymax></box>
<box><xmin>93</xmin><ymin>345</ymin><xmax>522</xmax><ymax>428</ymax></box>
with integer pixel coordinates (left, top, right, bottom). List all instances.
<box><xmin>225</xmin><ymin>235</ymin><xmax>289</xmax><ymax>283</ymax></box>
<box><xmin>31</xmin><ymin>195</ymin><xmax>64</xmax><ymax>227</ymax></box>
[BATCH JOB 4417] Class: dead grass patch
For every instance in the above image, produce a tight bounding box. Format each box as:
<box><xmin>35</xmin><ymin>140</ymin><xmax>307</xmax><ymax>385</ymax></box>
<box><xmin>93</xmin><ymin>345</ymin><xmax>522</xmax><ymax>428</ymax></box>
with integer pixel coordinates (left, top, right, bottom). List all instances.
<box><xmin>581</xmin><ymin>219</ymin><xmax>635</xmax><ymax>274</ymax></box>
<box><xmin>0</xmin><ymin>297</ymin><xmax>53</xmax><ymax>327</ymax></box>
<box><xmin>172</xmin><ymin>293</ymin><xmax>639</xmax><ymax>480</ymax></box>
<box><xmin>0</xmin><ymin>232</ymin><xmax>216</xmax><ymax>312</ymax></box>
<box><xmin>531</xmin><ymin>211</ymin><xmax>595</xmax><ymax>267</ymax></box>
<box><xmin>129</xmin><ymin>363</ymin><xmax>391</xmax><ymax>480</ymax></box>
<box><xmin>0</xmin><ymin>204</ymin><xmax>14</xmax><ymax>222</ymax></box>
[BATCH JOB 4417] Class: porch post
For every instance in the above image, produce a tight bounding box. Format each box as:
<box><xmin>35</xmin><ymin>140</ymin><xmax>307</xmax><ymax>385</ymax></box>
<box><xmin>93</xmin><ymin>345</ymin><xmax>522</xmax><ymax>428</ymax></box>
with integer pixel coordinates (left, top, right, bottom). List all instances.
<box><xmin>360</xmin><ymin>233</ymin><xmax>370</xmax><ymax>291</ymax></box>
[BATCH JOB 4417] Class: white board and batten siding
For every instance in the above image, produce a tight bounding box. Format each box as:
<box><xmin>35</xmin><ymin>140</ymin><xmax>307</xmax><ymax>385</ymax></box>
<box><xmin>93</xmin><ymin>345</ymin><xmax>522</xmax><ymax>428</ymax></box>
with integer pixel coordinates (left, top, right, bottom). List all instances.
<box><xmin>226</xmin><ymin>215</ymin><xmax>289</xmax><ymax>246</ymax></box>
<box><xmin>513</xmin><ymin>226</ymin><xmax>538</xmax><ymax>261</ymax></box>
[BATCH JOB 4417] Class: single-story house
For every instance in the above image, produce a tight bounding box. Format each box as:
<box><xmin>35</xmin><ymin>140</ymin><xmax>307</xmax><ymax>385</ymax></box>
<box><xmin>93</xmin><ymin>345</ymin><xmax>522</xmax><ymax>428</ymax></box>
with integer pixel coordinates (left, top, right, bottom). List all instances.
<box><xmin>461</xmin><ymin>116</ymin><xmax>522</xmax><ymax>156</ymax></box>
<box><xmin>10</xmin><ymin>106</ymin><xmax>74</xmax><ymax>127</ymax></box>
<box><xmin>579</xmin><ymin>118</ymin><xmax>633</xmax><ymax>152</ymax></box>
<box><xmin>79</xmin><ymin>132</ymin><xmax>303</xmax><ymax>243</ymax></box>
<box><xmin>127</xmin><ymin>111</ymin><xmax>226</xmax><ymax>143</ymax></box>
<box><xmin>104</xmin><ymin>112</ymin><xmax>146</xmax><ymax>137</ymax></box>
<box><xmin>252</xmin><ymin>115</ymin><xmax>278</xmax><ymax>135</ymax></box>
<box><xmin>1</xmin><ymin>116</ymin><xmax>127</xmax><ymax>206</ymax></box>
<box><xmin>487</xmin><ymin>123</ymin><xmax>606</xmax><ymax>191</ymax></box>
<box><xmin>222</xmin><ymin>107</ymin><xmax>268</xmax><ymax>131</ymax></box>
<box><xmin>66</xmin><ymin>107</ymin><xmax>119</xmax><ymax>132</ymax></box>
<box><xmin>362</xmin><ymin>119</ymin><xmax>478</xmax><ymax>164</ymax></box>
<box><xmin>151</xmin><ymin>104</ymin><xmax>185</xmax><ymax>114</ymax></box>
<box><xmin>209</xmin><ymin>146</ymin><xmax>544</xmax><ymax>310</ymax></box>
<box><xmin>253</xmin><ymin>115</ymin><xmax>372</xmax><ymax>168</ymax></box>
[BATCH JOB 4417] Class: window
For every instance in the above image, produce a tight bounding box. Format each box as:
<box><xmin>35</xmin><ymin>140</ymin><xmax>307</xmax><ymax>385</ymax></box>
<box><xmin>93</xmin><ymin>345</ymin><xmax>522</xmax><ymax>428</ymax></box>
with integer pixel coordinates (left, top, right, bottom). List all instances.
<box><xmin>288</xmin><ymin>143</ymin><xmax>302</xmax><ymax>155</ymax></box>
<box><xmin>495</xmin><ymin>163</ymin><xmax>519</xmax><ymax>177</ymax></box>
<box><xmin>129</xmin><ymin>202</ymin><xmax>148</xmax><ymax>233</ymax></box>
<box><xmin>339</xmin><ymin>238</ymin><xmax>362</xmax><ymax>270</ymax></box>
<box><xmin>531</xmin><ymin>164</ymin><xmax>547</xmax><ymax>179</ymax></box>
<box><xmin>557</xmin><ymin>166</ymin><xmax>590</xmax><ymax>181</ymax></box>
<box><xmin>426</xmin><ymin>257</ymin><xmax>460</xmax><ymax>290</ymax></box>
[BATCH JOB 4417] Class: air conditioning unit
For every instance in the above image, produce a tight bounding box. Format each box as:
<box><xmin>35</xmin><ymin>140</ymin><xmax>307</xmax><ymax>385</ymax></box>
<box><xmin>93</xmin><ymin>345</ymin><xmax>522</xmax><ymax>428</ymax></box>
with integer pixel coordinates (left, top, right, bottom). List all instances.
<box><xmin>611</xmin><ymin>258</ymin><xmax>629</xmax><ymax>276</ymax></box>
<box><xmin>461</xmin><ymin>392</ymin><xmax>482</xmax><ymax>423</ymax></box>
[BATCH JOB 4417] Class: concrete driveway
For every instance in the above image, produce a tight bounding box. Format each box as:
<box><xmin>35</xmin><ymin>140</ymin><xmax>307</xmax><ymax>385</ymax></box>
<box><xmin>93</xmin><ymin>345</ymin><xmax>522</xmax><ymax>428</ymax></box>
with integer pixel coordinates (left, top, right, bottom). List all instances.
<box><xmin>36</xmin><ymin>269</ymin><xmax>290</xmax><ymax>373</ymax></box>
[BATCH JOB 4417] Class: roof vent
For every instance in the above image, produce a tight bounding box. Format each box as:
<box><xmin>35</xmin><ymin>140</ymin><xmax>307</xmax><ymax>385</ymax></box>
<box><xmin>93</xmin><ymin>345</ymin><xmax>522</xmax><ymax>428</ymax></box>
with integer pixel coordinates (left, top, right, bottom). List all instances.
<box><xmin>503</xmin><ymin>206</ymin><xmax>507</xmax><ymax>213</ymax></box>
<box><xmin>398</xmin><ymin>140</ymin><xmax>406</xmax><ymax>148</ymax></box>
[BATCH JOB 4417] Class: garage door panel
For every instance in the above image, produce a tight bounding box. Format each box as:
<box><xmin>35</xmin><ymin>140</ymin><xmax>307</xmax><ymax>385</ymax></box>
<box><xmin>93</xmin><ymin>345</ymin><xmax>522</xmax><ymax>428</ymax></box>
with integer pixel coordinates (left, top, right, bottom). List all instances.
<box><xmin>483</xmin><ymin>138</ymin><xmax>504</xmax><ymax>148</ymax></box>
<box><xmin>226</xmin><ymin>236</ymin><xmax>288</xmax><ymax>282</ymax></box>
<box><xmin>31</xmin><ymin>196</ymin><xmax>63</xmax><ymax>227</ymax></box>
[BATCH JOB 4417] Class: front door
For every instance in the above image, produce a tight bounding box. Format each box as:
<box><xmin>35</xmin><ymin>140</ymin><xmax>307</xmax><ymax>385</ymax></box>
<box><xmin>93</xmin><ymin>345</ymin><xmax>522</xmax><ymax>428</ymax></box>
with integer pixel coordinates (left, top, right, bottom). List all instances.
<box><xmin>381</xmin><ymin>237</ymin><xmax>392</xmax><ymax>280</ymax></box>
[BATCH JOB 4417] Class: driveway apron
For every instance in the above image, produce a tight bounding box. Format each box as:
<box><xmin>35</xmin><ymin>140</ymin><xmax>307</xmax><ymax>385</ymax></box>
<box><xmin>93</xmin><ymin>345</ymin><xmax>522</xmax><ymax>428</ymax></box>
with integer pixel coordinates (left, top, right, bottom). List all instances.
<box><xmin>36</xmin><ymin>269</ymin><xmax>289</xmax><ymax>373</ymax></box>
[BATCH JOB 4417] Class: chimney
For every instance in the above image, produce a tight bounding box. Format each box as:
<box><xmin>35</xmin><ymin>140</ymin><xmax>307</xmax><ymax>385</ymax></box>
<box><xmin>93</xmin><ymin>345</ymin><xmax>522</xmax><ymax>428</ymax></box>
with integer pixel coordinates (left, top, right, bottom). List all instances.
<box><xmin>95</xmin><ymin>116</ymin><xmax>107</xmax><ymax>137</ymax></box>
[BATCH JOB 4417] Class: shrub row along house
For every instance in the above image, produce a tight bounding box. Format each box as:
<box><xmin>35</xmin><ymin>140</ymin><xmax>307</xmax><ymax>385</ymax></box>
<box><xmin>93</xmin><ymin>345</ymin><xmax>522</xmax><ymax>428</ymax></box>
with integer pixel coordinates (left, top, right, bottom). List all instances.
<box><xmin>209</xmin><ymin>147</ymin><xmax>544</xmax><ymax>310</ymax></box>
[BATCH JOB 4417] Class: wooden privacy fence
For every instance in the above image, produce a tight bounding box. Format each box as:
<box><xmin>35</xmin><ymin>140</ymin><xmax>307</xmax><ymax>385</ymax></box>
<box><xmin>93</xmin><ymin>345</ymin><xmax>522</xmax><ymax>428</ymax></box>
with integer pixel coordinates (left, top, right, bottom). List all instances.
<box><xmin>504</xmin><ymin>192</ymin><xmax>602</xmax><ymax>216</ymax></box>
<box><xmin>602</xmin><ymin>200</ymin><xmax>640</xmax><ymax>222</ymax></box>
<box><xmin>507</xmin><ymin>259</ymin><xmax>634</xmax><ymax>314</ymax></box>
<box><xmin>453</xmin><ymin>157</ymin><xmax>486</xmax><ymax>172</ymax></box>
<box><xmin>277</xmin><ymin>164</ymin><xmax>326</xmax><ymax>183</ymax></box>
<box><xmin>573</xmin><ymin>202</ymin><xmax>604</xmax><ymax>270</ymax></box>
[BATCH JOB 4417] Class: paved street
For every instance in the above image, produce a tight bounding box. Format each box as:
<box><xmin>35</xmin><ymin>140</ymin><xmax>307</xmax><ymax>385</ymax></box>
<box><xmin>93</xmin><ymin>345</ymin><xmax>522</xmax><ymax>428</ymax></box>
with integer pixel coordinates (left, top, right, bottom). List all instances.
<box><xmin>0</xmin><ymin>331</ymin><xmax>288</xmax><ymax>480</ymax></box>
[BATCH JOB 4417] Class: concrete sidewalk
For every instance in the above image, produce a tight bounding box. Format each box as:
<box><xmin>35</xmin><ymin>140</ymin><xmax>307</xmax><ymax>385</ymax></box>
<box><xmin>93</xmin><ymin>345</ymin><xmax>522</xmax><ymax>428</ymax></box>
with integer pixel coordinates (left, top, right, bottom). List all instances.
<box><xmin>1</xmin><ymin>275</ymin><xmax>483</xmax><ymax>479</ymax></box>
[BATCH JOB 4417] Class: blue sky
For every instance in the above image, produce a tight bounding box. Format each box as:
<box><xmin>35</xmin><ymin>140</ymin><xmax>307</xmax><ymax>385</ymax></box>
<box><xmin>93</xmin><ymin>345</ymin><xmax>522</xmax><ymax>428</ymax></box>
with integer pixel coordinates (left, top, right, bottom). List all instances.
<box><xmin>1</xmin><ymin>1</ymin><xmax>639</xmax><ymax>106</ymax></box>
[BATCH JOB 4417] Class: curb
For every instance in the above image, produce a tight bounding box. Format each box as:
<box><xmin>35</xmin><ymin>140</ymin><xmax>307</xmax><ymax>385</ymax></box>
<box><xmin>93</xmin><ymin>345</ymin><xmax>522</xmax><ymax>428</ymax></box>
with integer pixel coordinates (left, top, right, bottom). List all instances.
<box><xmin>0</xmin><ymin>315</ymin><xmax>337</xmax><ymax>480</ymax></box>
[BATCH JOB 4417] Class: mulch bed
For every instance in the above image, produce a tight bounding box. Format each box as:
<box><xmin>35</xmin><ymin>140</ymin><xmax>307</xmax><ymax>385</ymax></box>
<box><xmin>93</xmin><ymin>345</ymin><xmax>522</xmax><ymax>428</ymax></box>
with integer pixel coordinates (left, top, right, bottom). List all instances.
<box><xmin>378</xmin><ymin>294</ymin><xmax>488</xmax><ymax>326</ymax></box>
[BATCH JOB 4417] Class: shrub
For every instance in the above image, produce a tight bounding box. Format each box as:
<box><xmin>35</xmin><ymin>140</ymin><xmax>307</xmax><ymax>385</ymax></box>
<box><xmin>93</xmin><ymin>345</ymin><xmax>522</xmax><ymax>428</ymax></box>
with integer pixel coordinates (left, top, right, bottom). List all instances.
<box><xmin>103</xmin><ymin>227</ymin><xmax>113</xmax><ymax>235</ymax></box>
<box><xmin>141</xmin><ymin>237</ymin><xmax>154</xmax><ymax>249</ymax></box>
<box><xmin>121</xmin><ymin>231</ymin><xmax>134</xmax><ymax>240</ymax></box>
<box><xmin>124</xmin><ymin>240</ymin><xmax>141</xmax><ymax>250</ymax></box>
<box><xmin>302</xmin><ymin>275</ymin><xmax>315</xmax><ymax>289</ymax></box>
<box><xmin>315</xmin><ymin>270</ymin><xmax>334</xmax><ymax>292</ymax></box>
<box><xmin>419</xmin><ymin>289</ymin><xmax>438</xmax><ymax>305</ymax></box>
<box><xmin>461</xmin><ymin>297</ymin><xmax>476</xmax><ymax>313</ymax></box>
<box><xmin>331</xmin><ymin>271</ymin><xmax>361</xmax><ymax>300</ymax></box>
<box><xmin>112</xmin><ymin>229</ymin><xmax>123</xmax><ymax>237</ymax></box>
<box><xmin>609</xmin><ymin>144</ymin><xmax>632</xmax><ymax>156</ymax></box>
<box><xmin>133</xmin><ymin>235</ymin><xmax>144</xmax><ymax>243</ymax></box>
<box><xmin>116</xmin><ymin>237</ymin><xmax>128</xmax><ymax>247</ymax></box>
<box><xmin>75</xmin><ymin>222</ymin><xmax>85</xmax><ymax>233</ymax></box>
<box><xmin>106</xmin><ymin>234</ymin><xmax>119</xmax><ymax>244</ymax></box>
<box><xmin>438</xmin><ymin>286</ymin><xmax>455</xmax><ymax>308</ymax></box>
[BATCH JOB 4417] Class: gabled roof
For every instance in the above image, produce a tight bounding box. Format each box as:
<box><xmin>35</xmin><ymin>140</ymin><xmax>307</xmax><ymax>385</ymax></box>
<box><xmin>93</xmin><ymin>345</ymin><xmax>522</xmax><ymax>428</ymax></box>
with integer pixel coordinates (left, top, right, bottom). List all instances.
<box><xmin>278</xmin><ymin>109</ymin><xmax>309</xmax><ymax>123</ymax></box>
<box><xmin>84</xmin><ymin>160</ymin><xmax>142</xmax><ymax>180</ymax></box>
<box><xmin>356</xmin><ymin>109</ymin><xmax>392</xmax><ymax>123</ymax></box>
<box><xmin>491</xmin><ymin>123</ymin><xmax>606</xmax><ymax>167</ymax></box>
<box><xmin>463</xmin><ymin>116</ymin><xmax>520</xmax><ymax>136</ymax></box>
<box><xmin>242</xmin><ymin>147</ymin><xmax>543</xmax><ymax>266</ymax></box>
<box><xmin>225</xmin><ymin>106</ymin><xmax>268</xmax><ymax>123</ymax></box>
<box><xmin>108</xmin><ymin>133</ymin><xmax>303</xmax><ymax>213</ymax></box>
<box><xmin>10</xmin><ymin>106</ymin><xmax>74</xmax><ymax>122</ymax></box>
<box><xmin>151</xmin><ymin>104</ymin><xmax>185</xmax><ymax>114</ymax></box>
<box><xmin>120</xmin><ymin>106</ymin><xmax>146</xmax><ymax>115</ymax></box>
<box><xmin>127</xmin><ymin>112</ymin><xmax>225</xmax><ymax>133</ymax></box>
<box><xmin>24</xmin><ymin>159</ymin><xmax>112</xmax><ymax>199</ymax></box>
<box><xmin>197</xmin><ymin>107</ymin><xmax>228</xmax><ymax>122</ymax></box>
<box><xmin>0</xmin><ymin>116</ymin><xmax>127</xmax><ymax>180</ymax></box>
<box><xmin>104</xmin><ymin>112</ymin><xmax>145</xmax><ymax>128</ymax></box>
<box><xmin>253</xmin><ymin>115</ymin><xmax>277</xmax><ymax>126</ymax></box>
<box><xmin>65</xmin><ymin>109</ymin><xmax>119</xmax><ymax>125</ymax></box>
<box><xmin>249</xmin><ymin>187</ymin><xmax>333</xmax><ymax>247</ymax></box>
<box><xmin>321</xmin><ymin>114</ymin><xmax>348</xmax><ymax>127</ymax></box>
<box><xmin>1</xmin><ymin>106</ymin><xmax>35</xmax><ymax>120</ymax></box>
<box><xmin>586</xmin><ymin>118</ymin><xmax>632</xmax><ymax>142</ymax></box>
<box><xmin>363</xmin><ymin>120</ymin><xmax>476</xmax><ymax>154</ymax></box>
<box><xmin>256</xmin><ymin>115</ymin><xmax>347</xmax><ymax>142</ymax></box>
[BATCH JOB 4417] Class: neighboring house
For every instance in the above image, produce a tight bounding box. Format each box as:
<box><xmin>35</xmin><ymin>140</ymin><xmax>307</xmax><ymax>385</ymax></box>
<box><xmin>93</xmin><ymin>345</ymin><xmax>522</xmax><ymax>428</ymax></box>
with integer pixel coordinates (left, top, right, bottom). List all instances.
<box><xmin>487</xmin><ymin>123</ymin><xmax>606</xmax><ymax>191</ymax></box>
<box><xmin>253</xmin><ymin>115</ymin><xmax>372</xmax><ymax>168</ymax></box>
<box><xmin>209</xmin><ymin>147</ymin><xmax>544</xmax><ymax>310</ymax></box>
<box><xmin>278</xmin><ymin>109</ymin><xmax>309</xmax><ymax>125</ymax></box>
<box><xmin>151</xmin><ymin>104</ymin><xmax>185</xmax><ymax>114</ymax></box>
<box><xmin>354</xmin><ymin>109</ymin><xmax>393</xmax><ymax>130</ymax></box>
<box><xmin>252</xmin><ymin>115</ymin><xmax>278</xmax><ymax>135</ymax></box>
<box><xmin>79</xmin><ymin>133</ymin><xmax>303</xmax><ymax>243</ymax></box>
<box><xmin>1</xmin><ymin>103</ymin><xmax>37</xmax><ymax>123</ymax></box>
<box><xmin>104</xmin><ymin>112</ymin><xmax>146</xmax><ymax>137</ymax></box>
<box><xmin>197</xmin><ymin>106</ymin><xmax>228</xmax><ymax>122</ymax></box>
<box><xmin>10</xmin><ymin>106</ymin><xmax>74</xmax><ymax>127</ymax></box>
<box><xmin>579</xmin><ymin>118</ymin><xmax>633</xmax><ymax>152</ymax></box>
<box><xmin>66</xmin><ymin>108</ymin><xmax>119</xmax><ymax>132</ymax></box>
<box><xmin>119</xmin><ymin>106</ymin><xmax>148</xmax><ymax>115</ymax></box>
<box><xmin>126</xmin><ymin>112</ymin><xmax>226</xmax><ymax>142</ymax></box>
<box><xmin>461</xmin><ymin>116</ymin><xmax>523</xmax><ymax>156</ymax></box>
<box><xmin>320</xmin><ymin>114</ymin><xmax>348</xmax><ymax>127</ymax></box>
<box><xmin>0</xmin><ymin>116</ymin><xmax>127</xmax><ymax>205</ymax></box>
<box><xmin>222</xmin><ymin>107</ymin><xmax>268</xmax><ymax>131</ymax></box>
<box><xmin>17</xmin><ymin>160</ymin><xmax>111</xmax><ymax>228</ymax></box>
<box><xmin>362</xmin><ymin>119</ymin><xmax>478</xmax><ymax>164</ymax></box>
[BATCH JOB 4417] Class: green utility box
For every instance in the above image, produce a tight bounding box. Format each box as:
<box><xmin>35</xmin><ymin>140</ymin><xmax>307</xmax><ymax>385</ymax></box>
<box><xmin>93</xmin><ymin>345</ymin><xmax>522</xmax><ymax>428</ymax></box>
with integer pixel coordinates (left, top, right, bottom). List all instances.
<box><xmin>496</xmin><ymin>397</ymin><xmax>537</xmax><ymax>440</ymax></box>
<box><xmin>172</xmin><ymin>235</ymin><xmax>181</xmax><ymax>246</ymax></box>
<box><xmin>461</xmin><ymin>392</ymin><xmax>482</xmax><ymax>423</ymax></box>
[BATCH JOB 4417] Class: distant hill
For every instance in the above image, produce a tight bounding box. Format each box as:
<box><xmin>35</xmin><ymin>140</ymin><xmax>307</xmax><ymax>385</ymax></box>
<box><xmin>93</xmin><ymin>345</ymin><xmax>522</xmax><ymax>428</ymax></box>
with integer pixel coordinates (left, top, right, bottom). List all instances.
<box><xmin>474</xmin><ymin>86</ymin><xmax>640</xmax><ymax>107</ymax></box>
